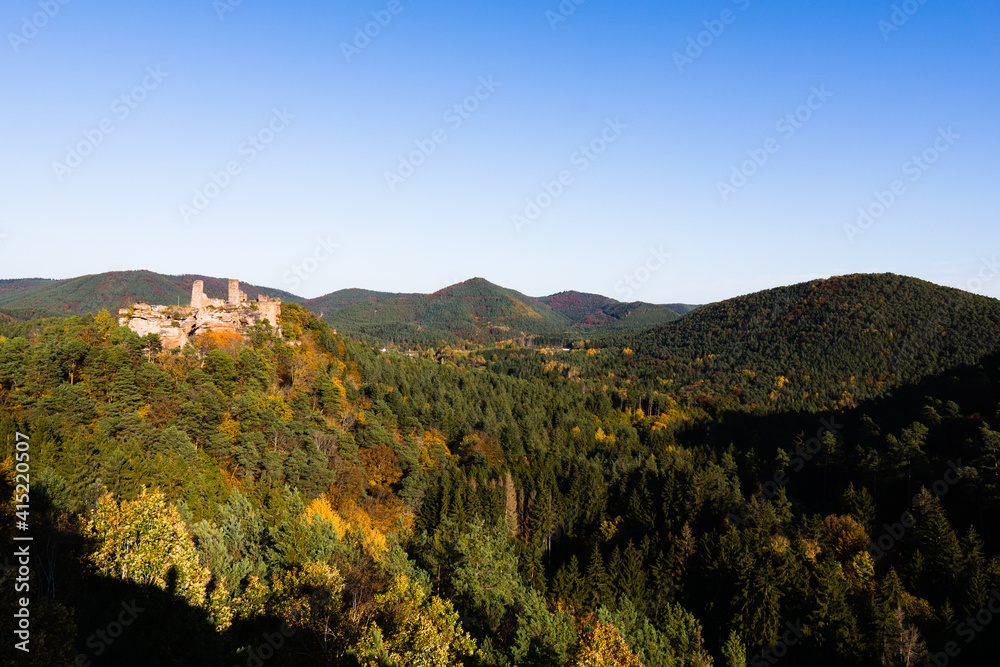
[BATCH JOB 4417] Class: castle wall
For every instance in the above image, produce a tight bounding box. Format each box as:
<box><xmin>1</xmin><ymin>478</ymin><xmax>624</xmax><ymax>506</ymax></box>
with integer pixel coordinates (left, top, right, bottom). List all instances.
<box><xmin>121</xmin><ymin>279</ymin><xmax>283</xmax><ymax>349</ymax></box>
<box><xmin>257</xmin><ymin>300</ymin><xmax>282</xmax><ymax>332</ymax></box>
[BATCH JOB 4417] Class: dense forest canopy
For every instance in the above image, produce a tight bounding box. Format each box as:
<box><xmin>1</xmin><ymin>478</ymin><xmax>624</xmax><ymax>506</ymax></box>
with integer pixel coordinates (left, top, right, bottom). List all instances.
<box><xmin>1</xmin><ymin>273</ymin><xmax>999</xmax><ymax>666</ymax></box>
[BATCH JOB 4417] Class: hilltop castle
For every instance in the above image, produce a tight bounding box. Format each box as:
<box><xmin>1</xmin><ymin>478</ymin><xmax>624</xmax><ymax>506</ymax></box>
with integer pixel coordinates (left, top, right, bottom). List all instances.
<box><xmin>118</xmin><ymin>279</ymin><xmax>282</xmax><ymax>349</ymax></box>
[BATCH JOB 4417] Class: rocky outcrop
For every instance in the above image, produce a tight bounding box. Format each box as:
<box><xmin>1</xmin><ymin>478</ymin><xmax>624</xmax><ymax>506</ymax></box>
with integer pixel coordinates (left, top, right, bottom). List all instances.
<box><xmin>119</xmin><ymin>279</ymin><xmax>281</xmax><ymax>349</ymax></box>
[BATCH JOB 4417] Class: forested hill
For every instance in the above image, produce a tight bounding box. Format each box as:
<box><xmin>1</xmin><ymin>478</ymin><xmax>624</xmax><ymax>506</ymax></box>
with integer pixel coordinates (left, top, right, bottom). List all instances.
<box><xmin>0</xmin><ymin>271</ymin><xmax>303</xmax><ymax>318</ymax></box>
<box><xmin>541</xmin><ymin>291</ymin><xmax>693</xmax><ymax>332</ymax></box>
<box><xmin>601</xmin><ymin>273</ymin><xmax>1000</xmax><ymax>411</ymax></box>
<box><xmin>323</xmin><ymin>278</ymin><xmax>697</xmax><ymax>346</ymax></box>
<box><xmin>319</xmin><ymin>277</ymin><xmax>567</xmax><ymax>345</ymax></box>
<box><xmin>303</xmin><ymin>287</ymin><xmax>413</xmax><ymax>314</ymax></box>
<box><xmin>0</xmin><ymin>278</ymin><xmax>51</xmax><ymax>298</ymax></box>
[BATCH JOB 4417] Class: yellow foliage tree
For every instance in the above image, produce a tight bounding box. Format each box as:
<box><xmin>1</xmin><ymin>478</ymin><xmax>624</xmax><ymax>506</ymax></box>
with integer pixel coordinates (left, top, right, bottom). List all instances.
<box><xmin>209</xmin><ymin>574</ymin><xmax>270</xmax><ymax>631</ymax></box>
<box><xmin>87</xmin><ymin>489</ymin><xmax>210</xmax><ymax>607</ymax></box>
<box><xmin>304</xmin><ymin>496</ymin><xmax>349</xmax><ymax>540</ymax></box>
<box><xmin>850</xmin><ymin>551</ymin><xmax>875</xmax><ymax>585</ymax></box>
<box><xmin>821</xmin><ymin>514</ymin><xmax>870</xmax><ymax>560</ymax></box>
<box><xmin>194</xmin><ymin>330</ymin><xmax>245</xmax><ymax>355</ymax></box>
<box><xmin>94</xmin><ymin>309</ymin><xmax>117</xmax><ymax>337</ymax></box>
<box><xmin>256</xmin><ymin>394</ymin><xmax>294</xmax><ymax>423</ymax></box>
<box><xmin>270</xmin><ymin>560</ymin><xmax>345</xmax><ymax>654</ymax></box>
<box><xmin>218</xmin><ymin>415</ymin><xmax>241</xmax><ymax>441</ymax></box>
<box><xmin>356</xmin><ymin>574</ymin><xmax>477</xmax><ymax>667</ymax></box>
<box><xmin>361</xmin><ymin>445</ymin><xmax>403</xmax><ymax>492</ymax></box>
<box><xmin>570</xmin><ymin>620</ymin><xmax>642</xmax><ymax>667</ymax></box>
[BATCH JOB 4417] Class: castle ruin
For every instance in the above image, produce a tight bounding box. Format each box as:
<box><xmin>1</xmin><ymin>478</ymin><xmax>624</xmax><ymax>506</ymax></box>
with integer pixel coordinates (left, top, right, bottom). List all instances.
<box><xmin>119</xmin><ymin>279</ymin><xmax>282</xmax><ymax>349</ymax></box>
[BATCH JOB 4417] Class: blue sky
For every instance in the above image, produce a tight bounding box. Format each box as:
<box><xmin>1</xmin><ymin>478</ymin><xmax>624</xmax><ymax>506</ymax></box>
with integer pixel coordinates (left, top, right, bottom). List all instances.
<box><xmin>1</xmin><ymin>0</ymin><xmax>997</xmax><ymax>304</ymax></box>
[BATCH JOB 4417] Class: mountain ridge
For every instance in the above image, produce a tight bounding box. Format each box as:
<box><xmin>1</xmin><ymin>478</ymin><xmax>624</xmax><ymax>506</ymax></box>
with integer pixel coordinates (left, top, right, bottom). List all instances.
<box><xmin>0</xmin><ymin>270</ymin><xmax>303</xmax><ymax>319</ymax></box>
<box><xmin>0</xmin><ymin>271</ymin><xmax>699</xmax><ymax>343</ymax></box>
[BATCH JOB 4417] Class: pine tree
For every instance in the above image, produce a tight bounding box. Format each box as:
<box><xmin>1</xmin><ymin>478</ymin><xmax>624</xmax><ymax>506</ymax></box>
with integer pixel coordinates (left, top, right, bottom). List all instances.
<box><xmin>552</xmin><ymin>555</ymin><xmax>586</xmax><ymax>610</ymax></box>
<box><xmin>841</xmin><ymin>483</ymin><xmax>876</xmax><ymax>533</ymax></box>
<box><xmin>975</xmin><ymin>422</ymin><xmax>1000</xmax><ymax>497</ymax></box>
<box><xmin>912</xmin><ymin>488</ymin><xmax>963</xmax><ymax>603</ymax></box>
<box><xmin>960</xmin><ymin>526</ymin><xmax>988</xmax><ymax>615</ymax></box>
<box><xmin>805</xmin><ymin>558</ymin><xmax>861</xmax><ymax>661</ymax></box>
<box><xmin>586</xmin><ymin>544</ymin><xmax>612</xmax><ymax>610</ymax></box>
<box><xmin>524</xmin><ymin>492</ymin><xmax>551</xmax><ymax>595</ymax></box>
<box><xmin>721</xmin><ymin>629</ymin><xmax>747</xmax><ymax>667</ymax></box>
<box><xmin>613</xmin><ymin>541</ymin><xmax>647</xmax><ymax>610</ymax></box>
<box><xmin>109</xmin><ymin>366</ymin><xmax>142</xmax><ymax>411</ymax></box>
<box><xmin>155</xmin><ymin>424</ymin><xmax>197</xmax><ymax>461</ymax></box>
<box><xmin>732</xmin><ymin>552</ymin><xmax>785</xmax><ymax>649</ymax></box>
<box><xmin>871</xmin><ymin>568</ymin><xmax>907</xmax><ymax>663</ymax></box>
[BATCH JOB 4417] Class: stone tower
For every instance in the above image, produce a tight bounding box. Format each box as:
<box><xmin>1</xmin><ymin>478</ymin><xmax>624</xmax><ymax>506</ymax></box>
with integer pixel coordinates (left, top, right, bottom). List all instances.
<box><xmin>257</xmin><ymin>295</ymin><xmax>282</xmax><ymax>335</ymax></box>
<box><xmin>191</xmin><ymin>280</ymin><xmax>207</xmax><ymax>309</ymax></box>
<box><xmin>228</xmin><ymin>279</ymin><xmax>241</xmax><ymax>306</ymax></box>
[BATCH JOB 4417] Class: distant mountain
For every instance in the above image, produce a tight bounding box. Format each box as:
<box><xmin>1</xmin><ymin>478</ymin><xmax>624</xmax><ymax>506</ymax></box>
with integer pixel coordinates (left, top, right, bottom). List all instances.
<box><xmin>541</xmin><ymin>291</ymin><xmax>617</xmax><ymax>323</ymax></box>
<box><xmin>304</xmin><ymin>288</ymin><xmax>411</xmax><ymax>316</ymax></box>
<box><xmin>320</xmin><ymin>280</ymin><xmax>701</xmax><ymax>346</ymax></box>
<box><xmin>0</xmin><ymin>271</ymin><xmax>696</xmax><ymax>345</ymax></box>
<box><xmin>540</xmin><ymin>291</ymin><xmax>697</xmax><ymax>331</ymax></box>
<box><xmin>610</xmin><ymin>273</ymin><xmax>1000</xmax><ymax>409</ymax></box>
<box><xmin>0</xmin><ymin>271</ymin><xmax>303</xmax><ymax>318</ymax></box>
<box><xmin>323</xmin><ymin>277</ymin><xmax>571</xmax><ymax>345</ymax></box>
<box><xmin>661</xmin><ymin>303</ymin><xmax>700</xmax><ymax>316</ymax></box>
<box><xmin>0</xmin><ymin>278</ymin><xmax>53</xmax><ymax>297</ymax></box>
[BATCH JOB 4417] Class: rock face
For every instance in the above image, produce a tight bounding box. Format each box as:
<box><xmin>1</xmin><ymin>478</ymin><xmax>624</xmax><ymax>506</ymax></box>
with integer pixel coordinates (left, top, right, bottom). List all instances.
<box><xmin>119</xmin><ymin>279</ymin><xmax>282</xmax><ymax>349</ymax></box>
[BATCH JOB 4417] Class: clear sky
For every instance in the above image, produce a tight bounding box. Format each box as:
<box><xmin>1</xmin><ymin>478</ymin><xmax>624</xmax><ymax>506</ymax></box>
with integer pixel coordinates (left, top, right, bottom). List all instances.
<box><xmin>1</xmin><ymin>0</ymin><xmax>998</xmax><ymax>304</ymax></box>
